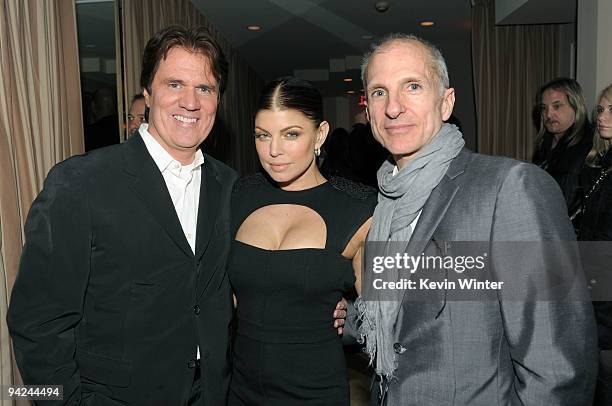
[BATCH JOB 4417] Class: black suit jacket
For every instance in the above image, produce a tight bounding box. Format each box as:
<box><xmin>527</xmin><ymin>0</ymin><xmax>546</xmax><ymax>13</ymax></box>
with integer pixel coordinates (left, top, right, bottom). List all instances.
<box><xmin>8</xmin><ymin>134</ymin><xmax>237</xmax><ymax>405</ymax></box>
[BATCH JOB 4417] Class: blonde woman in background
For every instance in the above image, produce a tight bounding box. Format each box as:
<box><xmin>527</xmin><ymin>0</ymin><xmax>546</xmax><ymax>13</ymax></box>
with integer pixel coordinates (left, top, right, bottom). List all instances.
<box><xmin>576</xmin><ymin>83</ymin><xmax>612</xmax><ymax>406</ymax></box>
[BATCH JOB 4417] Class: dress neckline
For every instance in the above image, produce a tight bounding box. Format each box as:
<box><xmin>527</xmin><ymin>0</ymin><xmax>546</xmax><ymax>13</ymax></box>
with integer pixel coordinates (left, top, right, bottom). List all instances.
<box><xmin>270</xmin><ymin>180</ymin><xmax>330</xmax><ymax>194</ymax></box>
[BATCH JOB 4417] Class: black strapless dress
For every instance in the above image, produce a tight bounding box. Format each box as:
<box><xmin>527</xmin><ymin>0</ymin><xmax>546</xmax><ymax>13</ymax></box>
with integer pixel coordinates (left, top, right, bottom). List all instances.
<box><xmin>227</xmin><ymin>174</ymin><xmax>376</xmax><ymax>405</ymax></box>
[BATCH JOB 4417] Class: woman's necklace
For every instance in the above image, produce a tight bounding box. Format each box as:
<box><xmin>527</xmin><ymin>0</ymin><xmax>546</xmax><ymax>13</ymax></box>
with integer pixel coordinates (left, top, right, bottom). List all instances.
<box><xmin>570</xmin><ymin>167</ymin><xmax>610</xmax><ymax>222</ymax></box>
<box><xmin>584</xmin><ymin>169</ymin><xmax>609</xmax><ymax>203</ymax></box>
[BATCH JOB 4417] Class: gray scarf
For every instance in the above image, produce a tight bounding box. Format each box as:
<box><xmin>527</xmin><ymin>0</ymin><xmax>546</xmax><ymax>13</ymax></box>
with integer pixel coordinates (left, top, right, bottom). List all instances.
<box><xmin>357</xmin><ymin>123</ymin><xmax>464</xmax><ymax>379</ymax></box>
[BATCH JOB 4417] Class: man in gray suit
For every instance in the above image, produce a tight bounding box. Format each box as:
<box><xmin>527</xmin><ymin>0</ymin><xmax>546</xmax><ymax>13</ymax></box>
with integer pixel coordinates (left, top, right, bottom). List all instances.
<box><xmin>353</xmin><ymin>33</ymin><xmax>598</xmax><ymax>405</ymax></box>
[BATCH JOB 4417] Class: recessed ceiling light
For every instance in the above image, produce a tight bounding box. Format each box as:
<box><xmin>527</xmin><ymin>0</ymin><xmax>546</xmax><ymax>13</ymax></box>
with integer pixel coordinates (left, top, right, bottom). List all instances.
<box><xmin>420</xmin><ymin>21</ymin><xmax>434</xmax><ymax>27</ymax></box>
<box><xmin>247</xmin><ymin>25</ymin><xmax>261</xmax><ymax>31</ymax></box>
<box><xmin>343</xmin><ymin>78</ymin><xmax>353</xmax><ymax>82</ymax></box>
<box><xmin>347</xmin><ymin>90</ymin><xmax>355</xmax><ymax>94</ymax></box>
<box><xmin>375</xmin><ymin>1</ymin><xmax>390</xmax><ymax>13</ymax></box>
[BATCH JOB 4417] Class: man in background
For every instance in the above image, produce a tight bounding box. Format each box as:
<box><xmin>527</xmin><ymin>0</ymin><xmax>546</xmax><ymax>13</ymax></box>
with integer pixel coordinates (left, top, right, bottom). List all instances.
<box><xmin>532</xmin><ymin>77</ymin><xmax>592</xmax><ymax>211</ymax></box>
<box><xmin>85</xmin><ymin>87</ymin><xmax>121</xmax><ymax>151</ymax></box>
<box><xmin>126</xmin><ymin>92</ymin><xmax>146</xmax><ymax>135</ymax></box>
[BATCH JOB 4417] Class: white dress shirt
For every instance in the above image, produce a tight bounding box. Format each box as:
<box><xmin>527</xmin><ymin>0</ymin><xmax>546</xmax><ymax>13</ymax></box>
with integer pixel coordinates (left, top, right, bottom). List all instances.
<box><xmin>139</xmin><ymin>124</ymin><xmax>203</xmax><ymax>253</ymax></box>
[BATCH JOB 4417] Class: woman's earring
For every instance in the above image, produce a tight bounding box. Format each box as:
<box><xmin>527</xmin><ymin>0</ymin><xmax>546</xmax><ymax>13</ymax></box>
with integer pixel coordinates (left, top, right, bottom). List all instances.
<box><xmin>314</xmin><ymin>147</ymin><xmax>321</xmax><ymax>157</ymax></box>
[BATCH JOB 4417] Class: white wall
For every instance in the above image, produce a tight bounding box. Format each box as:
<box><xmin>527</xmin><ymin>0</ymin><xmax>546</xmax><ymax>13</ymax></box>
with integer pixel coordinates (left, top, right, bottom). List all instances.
<box><xmin>577</xmin><ymin>0</ymin><xmax>612</xmax><ymax>109</ymax></box>
<box><xmin>577</xmin><ymin>0</ymin><xmax>598</xmax><ymax>110</ymax></box>
<box><xmin>558</xmin><ymin>23</ymin><xmax>576</xmax><ymax>78</ymax></box>
<box><xmin>596</xmin><ymin>0</ymin><xmax>612</xmax><ymax>96</ymax></box>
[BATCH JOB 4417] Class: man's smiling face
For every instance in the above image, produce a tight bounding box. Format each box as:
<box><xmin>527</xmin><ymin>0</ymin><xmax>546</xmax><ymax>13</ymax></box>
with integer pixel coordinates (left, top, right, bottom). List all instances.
<box><xmin>143</xmin><ymin>46</ymin><xmax>219</xmax><ymax>163</ymax></box>
<box><xmin>364</xmin><ymin>40</ymin><xmax>454</xmax><ymax>168</ymax></box>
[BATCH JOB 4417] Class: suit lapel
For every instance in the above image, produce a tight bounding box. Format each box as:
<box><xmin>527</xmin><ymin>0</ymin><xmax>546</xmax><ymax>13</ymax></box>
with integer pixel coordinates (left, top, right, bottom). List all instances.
<box><xmin>405</xmin><ymin>175</ymin><xmax>459</xmax><ymax>257</ymax></box>
<box><xmin>195</xmin><ymin>158</ymin><xmax>225</xmax><ymax>298</ymax></box>
<box><xmin>195</xmin><ymin>158</ymin><xmax>221</xmax><ymax>261</ymax></box>
<box><xmin>399</xmin><ymin>148</ymin><xmax>470</xmax><ymax>304</ymax></box>
<box><xmin>123</xmin><ymin>135</ymin><xmax>193</xmax><ymax>258</ymax></box>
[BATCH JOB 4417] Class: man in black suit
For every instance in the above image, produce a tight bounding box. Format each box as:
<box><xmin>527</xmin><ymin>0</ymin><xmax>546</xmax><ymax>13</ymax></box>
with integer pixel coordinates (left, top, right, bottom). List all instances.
<box><xmin>8</xmin><ymin>26</ymin><xmax>236</xmax><ymax>405</ymax></box>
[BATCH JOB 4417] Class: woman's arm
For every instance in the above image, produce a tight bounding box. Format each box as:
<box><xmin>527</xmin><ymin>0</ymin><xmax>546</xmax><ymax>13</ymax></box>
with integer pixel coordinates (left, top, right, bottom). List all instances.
<box><xmin>342</xmin><ymin>217</ymin><xmax>373</xmax><ymax>296</ymax></box>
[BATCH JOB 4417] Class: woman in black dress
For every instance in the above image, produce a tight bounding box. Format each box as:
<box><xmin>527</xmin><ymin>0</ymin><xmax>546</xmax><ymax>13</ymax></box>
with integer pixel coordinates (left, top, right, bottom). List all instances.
<box><xmin>576</xmin><ymin>83</ymin><xmax>612</xmax><ymax>406</ymax></box>
<box><xmin>227</xmin><ymin>77</ymin><xmax>376</xmax><ymax>405</ymax></box>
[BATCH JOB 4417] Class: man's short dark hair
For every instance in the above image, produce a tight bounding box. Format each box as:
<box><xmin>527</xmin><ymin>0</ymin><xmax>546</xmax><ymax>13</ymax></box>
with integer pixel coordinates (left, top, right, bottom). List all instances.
<box><xmin>131</xmin><ymin>93</ymin><xmax>145</xmax><ymax>104</ymax></box>
<box><xmin>140</xmin><ymin>25</ymin><xmax>228</xmax><ymax>97</ymax></box>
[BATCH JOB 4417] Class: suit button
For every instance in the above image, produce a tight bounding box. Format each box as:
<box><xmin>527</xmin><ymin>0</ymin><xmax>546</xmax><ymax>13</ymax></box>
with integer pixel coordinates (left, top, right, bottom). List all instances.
<box><xmin>393</xmin><ymin>343</ymin><xmax>406</xmax><ymax>354</ymax></box>
<box><xmin>194</xmin><ymin>305</ymin><xmax>201</xmax><ymax>315</ymax></box>
<box><xmin>187</xmin><ymin>359</ymin><xmax>200</xmax><ymax>368</ymax></box>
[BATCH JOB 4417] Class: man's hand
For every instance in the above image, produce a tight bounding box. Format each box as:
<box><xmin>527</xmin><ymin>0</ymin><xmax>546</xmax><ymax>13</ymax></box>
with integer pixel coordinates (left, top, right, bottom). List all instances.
<box><xmin>333</xmin><ymin>298</ymin><xmax>348</xmax><ymax>334</ymax></box>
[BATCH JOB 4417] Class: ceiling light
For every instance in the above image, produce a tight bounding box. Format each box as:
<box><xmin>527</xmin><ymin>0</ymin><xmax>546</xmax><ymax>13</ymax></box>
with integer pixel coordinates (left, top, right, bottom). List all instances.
<box><xmin>375</xmin><ymin>1</ymin><xmax>390</xmax><ymax>12</ymax></box>
<box><xmin>420</xmin><ymin>21</ymin><xmax>434</xmax><ymax>27</ymax></box>
<box><xmin>347</xmin><ymin>90</ymin><xmax>355</xmax><ymax>94</ymax></box>
<box><xmin>247</xmin><ymin>25</ymin><xmax>261</xmax><ymax>31</ymax></box>
<box><xmin>343</xmin><ymin>78</ymin><xmax>353</xmax><ymax>82</ymax></box>
<box><xmin>362</xmin><ymin>35</ymin><xmax>373</xmax><ymax>40</ymax></box>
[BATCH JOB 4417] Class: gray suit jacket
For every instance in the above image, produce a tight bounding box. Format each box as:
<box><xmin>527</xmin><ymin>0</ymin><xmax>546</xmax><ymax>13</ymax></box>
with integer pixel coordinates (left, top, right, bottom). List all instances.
<box><xmin>350</xmin><ymin>148</ymin><xmax>598</xmax><ymax>405</ymax></box>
